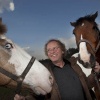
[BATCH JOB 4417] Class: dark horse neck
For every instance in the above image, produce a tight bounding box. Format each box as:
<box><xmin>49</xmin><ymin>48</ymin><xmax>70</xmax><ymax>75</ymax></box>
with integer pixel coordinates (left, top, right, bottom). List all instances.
<box><xmin>96</xmin><ymin>47</ymin><xmax>100</xmax><ymax>64</ymax></box>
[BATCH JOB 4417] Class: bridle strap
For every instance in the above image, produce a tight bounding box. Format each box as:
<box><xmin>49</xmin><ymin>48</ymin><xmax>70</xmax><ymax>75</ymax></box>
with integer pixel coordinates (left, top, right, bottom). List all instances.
<box><xmin>19</xmin><ymin>56</ymin><xmax>35</xmax><ymax>80</ymax></box>
<box><xmin>15</xmin><ymin>56</ymin><xmax>35</xmax><ymax>94</ymax></box>
<box><xmin>78</xmin><ymin>39</ymin><xmax>100</xmax><ymax>54</ymax></box>
<box><xmin>95</xmin><ymin>40</ymin><xmax>100</xmax><ymax>52</ymax></box>
<box><xmin>0</xmin><ymin>56</ymin><xmax>35</xmax><ymax>94</ymax></box>
<box><xmin>0</xmin><ymin>67</ymin><xmax>18</xmax><ymax>81</ymax></box>
<box><xmin>78</xmin><ymin>38</ymin><xmax>100</xmax><ymax>92</ymax></box>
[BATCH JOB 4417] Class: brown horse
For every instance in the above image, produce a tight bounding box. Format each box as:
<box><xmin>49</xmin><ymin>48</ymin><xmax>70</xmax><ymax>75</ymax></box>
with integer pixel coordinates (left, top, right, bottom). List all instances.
<box><xmin>70</xmin><ymin>12</ymin><xmax>100</xmax><ymax>100</ymax></box>
<box><xmin>0</xmin><ymin>18</ymin><xmax>53</xmax><ymax>95</ymax></box>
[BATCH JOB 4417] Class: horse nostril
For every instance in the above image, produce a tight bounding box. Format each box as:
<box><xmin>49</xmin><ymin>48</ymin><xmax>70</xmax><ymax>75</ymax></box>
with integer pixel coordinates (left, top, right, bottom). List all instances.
<box><xmin>49</xmin><ymin>75</ymin><xmax>53</xmax><ymax>86</ymax></box>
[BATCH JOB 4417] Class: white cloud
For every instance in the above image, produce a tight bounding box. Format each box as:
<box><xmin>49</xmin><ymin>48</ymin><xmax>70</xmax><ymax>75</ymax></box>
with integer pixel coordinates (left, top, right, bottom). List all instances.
<box><xmin>0</xmin><ymin>0</ymin><xmax>15</xmax><ymax>13</ymax></box>
<box><xmin>34</xmin><ymin>36</ymin><xmax>77</xmax><ymax>60</ymax></box>
<box><xmin>59</xmin><ymin>36</ymin><xmax>77</xmax><ymax>49</ymax></box>
<box><xmin>98</xmin><ymin>23</ymin><xmax>100</xmax><ymax>29</ymax></box>
<box><xmin>22</xmin><ymin>46</ymin><xmax>30</xmax><ymax>50</ymax></box>
<box><xmin>9</xmin><ymin>2</ymin><xmax>14</xmax><ymax>11</ymax></box>
<box><xmin>24</xmin><ymin>47</ymin><xmax>47</xmax><ymax>60</ymax></box>
<box><xmin>32</xmin><ymin>49</ymin><xmax>47</xmax><ymax>60</ymax></box>
<box><xmin>23</xmin><ymin>36</ymin><xmax>77</xmax><ymax>60</ymax></box>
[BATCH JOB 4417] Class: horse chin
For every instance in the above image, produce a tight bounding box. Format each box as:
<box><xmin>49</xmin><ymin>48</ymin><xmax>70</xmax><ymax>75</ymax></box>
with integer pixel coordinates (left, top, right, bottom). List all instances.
<box><xmin>34</xmin><ymin>86</ymin><xmax>50</xmax><ymax>95</ymax></box>
<box><xmin>78</xmin><ymin>54</ymin><xmax>96</xmax><ymax>69</ymax></box>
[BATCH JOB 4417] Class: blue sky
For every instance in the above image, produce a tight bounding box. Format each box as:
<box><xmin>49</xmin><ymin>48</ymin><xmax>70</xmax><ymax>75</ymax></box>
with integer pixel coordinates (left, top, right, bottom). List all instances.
<box><xmin>0</xmin><ymin>0</ymin><xmax>100</xmax><ymax>59</ymax></box>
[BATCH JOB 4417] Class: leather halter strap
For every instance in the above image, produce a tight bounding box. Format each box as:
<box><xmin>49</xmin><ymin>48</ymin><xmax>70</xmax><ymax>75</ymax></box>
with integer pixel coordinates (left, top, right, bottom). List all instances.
<box><xmin>0</xmin><ymin>56</ymin><xmax>35</xmax><ymax>94</ymax></box>
<box><xmin>78</xmin><ymin>39</ymin><xmax>100</xmax><ymax>54</ymax></box>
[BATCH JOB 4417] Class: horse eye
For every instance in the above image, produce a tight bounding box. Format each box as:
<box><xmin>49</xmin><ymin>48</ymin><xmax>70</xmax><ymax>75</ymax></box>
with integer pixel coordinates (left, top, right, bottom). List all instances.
<box><xmin>93</xmin><ymin>26</ymin><xmax>97</xmax><ymax>30</ymax></box>
<box><xmin>73</xmin><ymin>32</ymin><xmax>75</xmax><ymax>35</ymax></box>
<box><xmin>4</xmin><ymin>43</ymin><xmax>13</xmax><ymax>49</ymax></box>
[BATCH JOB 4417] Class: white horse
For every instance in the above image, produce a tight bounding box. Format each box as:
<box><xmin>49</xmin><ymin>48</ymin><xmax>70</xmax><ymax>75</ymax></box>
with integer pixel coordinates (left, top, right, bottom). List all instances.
<box><xmin>0</xmin><ymin>18</ymin><xmax>53</xmax><ymax>95</ymax></box>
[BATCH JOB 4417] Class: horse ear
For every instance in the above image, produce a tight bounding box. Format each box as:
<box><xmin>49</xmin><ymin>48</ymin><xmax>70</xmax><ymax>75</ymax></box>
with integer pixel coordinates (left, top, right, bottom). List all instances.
<box><xmin>70</xmin><ymin>22</ymin><xmax>76</xmax><ymax>27</ymax></box>
<box><xmin>0</xmin><ymin>18</ymin><xmax>2</xmax><ymax>24</ymax></box>
<box><xmin>0</xmin><ymin>18</ymin><xmax>7</xmax><ymax>34</ymax></box>
<box><xmin>91</xmin><ymin>11</ymin><xmax>98</xmax><ymax>21</ymax></box>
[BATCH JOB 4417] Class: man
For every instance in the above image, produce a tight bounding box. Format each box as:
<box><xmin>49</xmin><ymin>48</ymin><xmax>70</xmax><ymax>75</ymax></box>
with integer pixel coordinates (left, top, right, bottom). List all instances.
<box><xmin>14</xmin><ymin>39</ymin><xmax>100</xmax><ymax>100</ymax></box>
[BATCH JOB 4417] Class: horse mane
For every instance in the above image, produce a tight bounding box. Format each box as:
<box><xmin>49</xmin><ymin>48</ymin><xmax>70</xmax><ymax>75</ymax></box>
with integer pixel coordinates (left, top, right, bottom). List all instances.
<box><xmin>75</xmin><ymin>14</ymin><xmax>100</xmax><ymax>37</ymax></box>
<box><xmin>76</xmin><ymin>14</ymin><xmax>96</xmax><ymax>24</ymax></box>
<box><xmin>0</xmin><ymin>18</ymin><xmax>7</xmax><ymax>35</ymax></box>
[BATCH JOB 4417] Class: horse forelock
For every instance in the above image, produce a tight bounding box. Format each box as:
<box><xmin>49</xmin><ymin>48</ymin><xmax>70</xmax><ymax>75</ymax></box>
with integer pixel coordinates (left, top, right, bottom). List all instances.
<box><xmin>0</xmin><ymin>21</ymin><xmax>7</xmax><ymax>34</ymax></box>
<box><xmin>75</xmin><ymin>14</ymin><xmax>97</xmax><ymax>27</ymax></box>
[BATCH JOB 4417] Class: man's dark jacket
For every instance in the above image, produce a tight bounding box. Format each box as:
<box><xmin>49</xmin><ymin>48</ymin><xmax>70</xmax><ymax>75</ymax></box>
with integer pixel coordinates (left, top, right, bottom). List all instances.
<box><xmin>26</xmin><ymin>57</ymin><xmax>96</xmax><ymax>100</ymax></box>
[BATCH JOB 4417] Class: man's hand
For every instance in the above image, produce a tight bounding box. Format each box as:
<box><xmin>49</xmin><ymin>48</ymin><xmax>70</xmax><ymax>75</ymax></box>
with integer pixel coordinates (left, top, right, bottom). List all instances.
<box><xmin>93</xmin><ymin>62</ymin><xmax>100</xmax><ymax>74</ymax></box>
<box><xmin>14</xmin><ymin>94</ymin><xmax>25</xmax><ymax>100</ymax></box>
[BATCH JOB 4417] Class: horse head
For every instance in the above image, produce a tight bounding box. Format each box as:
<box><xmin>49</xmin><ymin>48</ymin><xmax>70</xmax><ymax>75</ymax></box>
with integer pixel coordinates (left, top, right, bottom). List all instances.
<box><xmin>70</xmin><ymin>11</ymin><xmax>100</xmax><ymax>68</ymax></box>
<box><xmin>0</xmin><ymin>18</ymin><xmax>53</xmax><ymax>95</ymax></box>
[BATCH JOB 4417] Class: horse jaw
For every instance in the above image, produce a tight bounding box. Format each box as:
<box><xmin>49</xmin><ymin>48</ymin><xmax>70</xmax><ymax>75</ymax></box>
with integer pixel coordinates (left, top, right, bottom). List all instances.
<box><xmin>72</xmin><ymin>53</ymin><xmax>92</xmax><ymax>77</ymax></box>
<box><xmin>77</xmin><ymin>61</ymin><xmax>92</xmax><ymax>77</ymax></box>
<box><xmin>8</xmin><ymin>44</ymin><xmax>53</xmax><ymax>95</ymax></box>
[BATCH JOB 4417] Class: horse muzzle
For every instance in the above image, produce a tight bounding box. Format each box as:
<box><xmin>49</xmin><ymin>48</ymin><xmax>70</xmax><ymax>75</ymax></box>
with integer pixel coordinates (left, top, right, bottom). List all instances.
<box><xmin>78</xmin><ymin>54</ymin><xmax>96</xmax><ymax>68</ymax></box>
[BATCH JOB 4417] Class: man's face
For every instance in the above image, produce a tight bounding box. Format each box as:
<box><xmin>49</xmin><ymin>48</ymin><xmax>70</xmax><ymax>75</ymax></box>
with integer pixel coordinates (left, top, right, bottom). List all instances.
<box><xmin>46</xmin><ymin>41</ymin><xmax>64</xmax><ymax>63</ymax></box>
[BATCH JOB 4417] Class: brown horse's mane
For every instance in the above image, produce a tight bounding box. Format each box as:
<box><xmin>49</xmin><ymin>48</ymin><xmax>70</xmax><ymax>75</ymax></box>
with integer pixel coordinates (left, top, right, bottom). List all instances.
<box><xmin>75</xmin><ymin>14</ymin><xmax>97</xmax><ymax>25</ymax></box>
<box><xmin>0</xmin><ymin>18</ymin><xmax>7</xmax><ymax>35</ymax></box>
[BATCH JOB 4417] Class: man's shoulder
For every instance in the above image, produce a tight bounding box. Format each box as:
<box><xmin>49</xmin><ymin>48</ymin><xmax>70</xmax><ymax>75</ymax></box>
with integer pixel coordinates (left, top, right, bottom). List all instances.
<box><xmin>39</xmin><ymin>59</ymin><xmax>51</xmax><ymax>63</ymax></box>
<box><xmin>39</xmin><ymin>59</ymin><xmax>52</xmax><ymax>66</ymax></box>
<box><xmin>64</xmin><ymin>58</ymin><xmax>71</xmax><ymax>64</ymax></box>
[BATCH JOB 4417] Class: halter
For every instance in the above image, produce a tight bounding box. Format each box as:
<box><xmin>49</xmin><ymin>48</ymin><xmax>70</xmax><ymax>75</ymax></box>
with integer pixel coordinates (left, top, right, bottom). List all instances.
<box><xmin>0</xmin><ymin>56</ymin><xmax>35</xmax><ymax>94</ymax></box>
<box><xmin>78</xmin><ymin>38</ymin><xmax>100</xmax><ymax>93</ymax></box>
<box><xmin>78</xmin><ymin>39</ymin><xmax>100</xmax><ymax>54</ymax></box>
